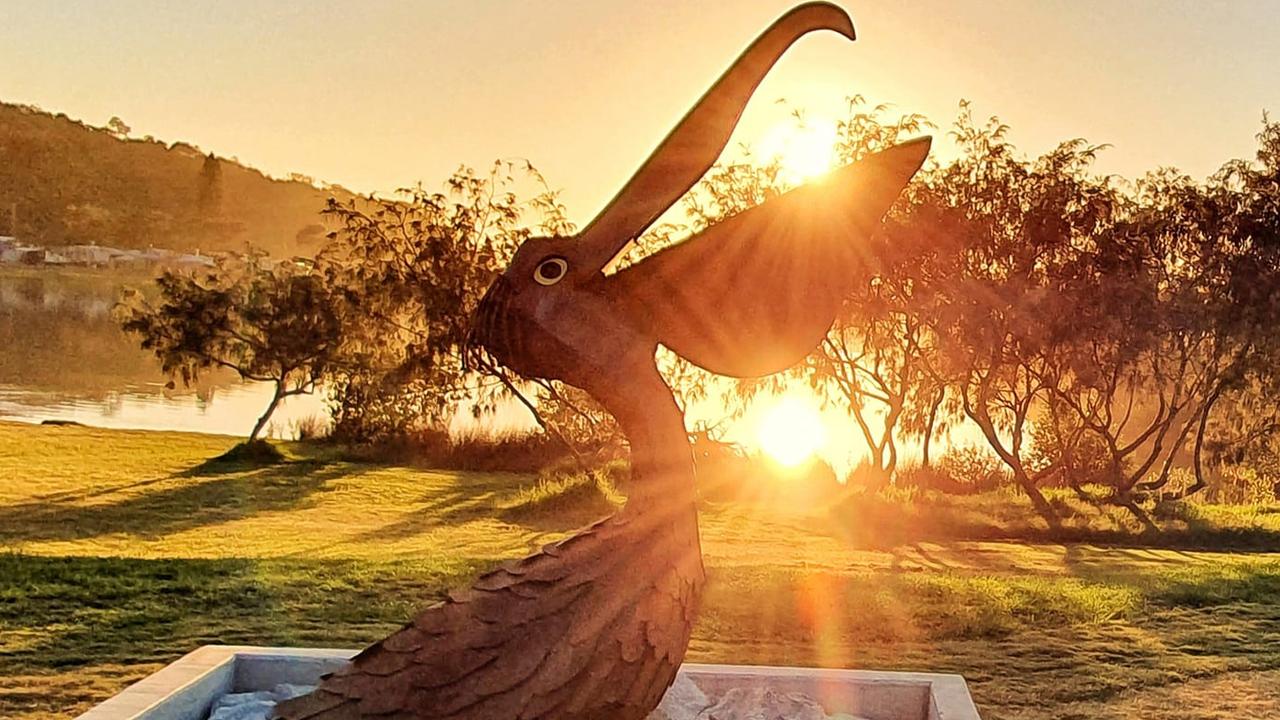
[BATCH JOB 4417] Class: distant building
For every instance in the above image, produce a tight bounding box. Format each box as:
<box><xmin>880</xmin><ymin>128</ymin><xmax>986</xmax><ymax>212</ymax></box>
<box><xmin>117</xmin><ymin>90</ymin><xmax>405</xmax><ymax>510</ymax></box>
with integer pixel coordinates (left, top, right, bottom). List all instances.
<box><xmin>109</xmin><ymin>249</ymin><xmax>151</xmax><ymax>269</ymax></box>
<box><xmin>63</xmin><ymin>244</ymin><xmax>125</xmax><ymax>267</ymax></box>
<box><xmin>0</xmin><ymin>240</ymin><xmax>219</xmax><ymax>270</ymax></box>
<box><xmin>42</xmin><ymin>249</ymin><xmax>70</xmax><ymax>265</ymax></box>
<box><xmin>173</xmin><ymin>252</ymin><xmax>215</xmax><ymax>269</ymax></box>
<box><xmin>0</xmin><ymin>245</ymin><xmax>48</xmax><ymax>265</ymax></box>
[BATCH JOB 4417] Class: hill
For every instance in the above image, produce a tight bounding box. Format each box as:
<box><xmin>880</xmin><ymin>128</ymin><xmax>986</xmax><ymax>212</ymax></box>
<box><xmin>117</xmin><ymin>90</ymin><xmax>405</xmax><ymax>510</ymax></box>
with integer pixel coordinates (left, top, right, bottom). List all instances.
<box><xmin>0</xmin><ymin>102</ymin><xmax>356</xmax><ymax>256</ymax></box>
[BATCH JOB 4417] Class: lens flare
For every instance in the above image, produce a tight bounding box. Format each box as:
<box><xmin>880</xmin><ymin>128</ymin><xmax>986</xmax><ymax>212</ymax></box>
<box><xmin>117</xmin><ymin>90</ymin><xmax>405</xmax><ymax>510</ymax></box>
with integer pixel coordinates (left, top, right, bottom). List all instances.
<box><xmin>755</xmin><ymin>395</ymin><xmax>828</xmax><ymax>467</ymax></box>
<box><xmin>760</xmin><ymin>117</ymin><xmax>838</xmax><ymax>185</ymax></box>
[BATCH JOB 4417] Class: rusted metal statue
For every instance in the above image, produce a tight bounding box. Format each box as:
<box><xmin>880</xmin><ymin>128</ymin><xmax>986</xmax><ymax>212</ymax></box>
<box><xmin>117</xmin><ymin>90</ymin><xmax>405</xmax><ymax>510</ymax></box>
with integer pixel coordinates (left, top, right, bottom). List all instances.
<box><xmin>275</xmin><ymin>3</ymin><xmax>928</xmax><ymax>719</ymax></box>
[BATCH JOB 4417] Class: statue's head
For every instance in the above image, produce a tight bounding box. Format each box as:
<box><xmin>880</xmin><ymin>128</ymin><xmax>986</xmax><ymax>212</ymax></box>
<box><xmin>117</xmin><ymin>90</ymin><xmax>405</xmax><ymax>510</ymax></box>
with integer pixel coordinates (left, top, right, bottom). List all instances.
<box><xmin>470</xmin><ymin>2</ymin><xmax>930</xmax><ymax>391</ymax></box>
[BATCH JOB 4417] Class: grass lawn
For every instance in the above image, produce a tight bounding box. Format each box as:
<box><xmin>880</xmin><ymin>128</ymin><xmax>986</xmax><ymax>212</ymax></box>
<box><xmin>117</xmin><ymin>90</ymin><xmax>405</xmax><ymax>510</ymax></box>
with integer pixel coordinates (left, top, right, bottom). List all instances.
<box><xmin>3</xmin><ymin>421</ymin><xmax>1280</xmax><ymax>719</ymax></box>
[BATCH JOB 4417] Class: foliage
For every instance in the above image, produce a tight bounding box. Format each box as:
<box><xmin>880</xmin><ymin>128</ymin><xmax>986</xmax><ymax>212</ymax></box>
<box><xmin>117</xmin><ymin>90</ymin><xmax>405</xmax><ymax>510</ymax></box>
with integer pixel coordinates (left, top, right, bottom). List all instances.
<box><xmin>209</xmin><ymin>439</ymin><xmax>286</xmax><ymax>466</ymax></box>
<box><xmin>1027</xmin><ymin>415</ymin><xmax>1114</xmax><ymax>489</ymax></box>
<box><xmin>804</xmin><ymin>99</ymin><xmax>937</xmax><ymax>481</ymax></box>
<box><xmin>647</xmin><ymin>103</ymin><xmax>1280</xmax><ymax>528</ymax></box>
<box><xmin>316</xmin><ymin>161</ymin><xmax>573</xmax><ymax>443</ymax></box>
<box><xmin>117</xmin><ymin>252</ymin><xmax>342</xmax><ymax>440</ymax></box>
<box><xmin>104</xmin><ymin>97</ymin><xmax>1280</xmax><ymax>503</ymax></box>
<box><xmin>870</xmin><ymin>108</ymin><xmax>1280</xmax><ymax>526</ymax></box>
<box><xmin>936</xmin><ymin>446</ymin><xmax>1014</xmax><ymax>494</ymax></box>
<box><xmin>340</xmin><ymin>429</ymin><xmax>577</xmax><ymax>474</ymax></box>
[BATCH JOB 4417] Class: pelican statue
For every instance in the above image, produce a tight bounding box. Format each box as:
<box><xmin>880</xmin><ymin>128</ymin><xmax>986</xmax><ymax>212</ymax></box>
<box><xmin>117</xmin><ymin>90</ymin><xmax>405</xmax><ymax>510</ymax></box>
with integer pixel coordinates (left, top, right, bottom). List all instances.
<box><xmin>275</xmin><ymin>3</ymin><xmax>929</xmax><ymax>718</ymax></box>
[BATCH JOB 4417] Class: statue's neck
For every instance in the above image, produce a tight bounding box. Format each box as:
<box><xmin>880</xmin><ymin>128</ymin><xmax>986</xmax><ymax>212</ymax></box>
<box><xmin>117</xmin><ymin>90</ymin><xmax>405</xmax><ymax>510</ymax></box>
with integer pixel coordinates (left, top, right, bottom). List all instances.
<box><xmin>592</xmin><ymin>364</ymin><xmax>697</xmax><ymax>515</ymax></box>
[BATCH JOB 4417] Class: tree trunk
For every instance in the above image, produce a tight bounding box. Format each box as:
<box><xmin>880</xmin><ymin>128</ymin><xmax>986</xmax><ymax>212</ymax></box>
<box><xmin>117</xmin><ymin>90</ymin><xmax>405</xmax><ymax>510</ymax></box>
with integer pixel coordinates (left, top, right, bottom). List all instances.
<box><xmin>1014</xmin><ymin>467</ymin><xmax>1061</xmax><ymax>529</ymax></box>
<box><xmin>921</xmin><ymin>390</ymin><xmax>942</xmax><ymax>468</ymax></box>
<box><xmin>964</xmin><ymin>390</ymin><xmax>1060</xmax><ymax>528</ymax></box>
<box><xmin>249</xmin><ymin>383</ymin><xmax>285</xmax><ymax>441</ymax></box>
<box><xmin>1170</xmin><ymin>384</ymin><xmax>1225</xmax><ymax>501</ymax></box>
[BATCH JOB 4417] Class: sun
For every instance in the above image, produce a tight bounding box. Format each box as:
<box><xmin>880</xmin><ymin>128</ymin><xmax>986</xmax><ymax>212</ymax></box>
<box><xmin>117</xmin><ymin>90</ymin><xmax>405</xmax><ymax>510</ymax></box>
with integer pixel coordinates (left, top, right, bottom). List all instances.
<box><xmin>760</xmin><ymin>117</ymin><xmax>838</xmax><ymax>185</ymax></box>
<box><xmin>755</xmin><ymin>395</ymin><xmax>828</xmax><ymax>467</ymax></box>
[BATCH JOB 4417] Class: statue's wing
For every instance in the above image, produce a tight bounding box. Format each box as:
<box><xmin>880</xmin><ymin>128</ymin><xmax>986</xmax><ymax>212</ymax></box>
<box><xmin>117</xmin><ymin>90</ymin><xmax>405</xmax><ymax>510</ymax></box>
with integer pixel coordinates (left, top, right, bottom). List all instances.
<box><xmin>603</xmin><ymin>136</ymin><xmax>930</xmax><ymax>378</ymax></box>
<box><xmin>272</xmin><ymin>517</ymin><xmax>699</xmax><ymax>720</ymax></box>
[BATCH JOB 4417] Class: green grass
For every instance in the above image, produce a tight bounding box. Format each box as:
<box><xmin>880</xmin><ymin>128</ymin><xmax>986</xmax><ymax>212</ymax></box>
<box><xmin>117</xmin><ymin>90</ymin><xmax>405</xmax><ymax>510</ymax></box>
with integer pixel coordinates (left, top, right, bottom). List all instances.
<box><xmin>4</xmin><ymin>422</ymin><xmax>1280</xmax><ymax>719</ymax></box>
<box><xmin>828</xmin><ymin>484</ymin><xmax>1280</xmax><ymax>550</ymax></box>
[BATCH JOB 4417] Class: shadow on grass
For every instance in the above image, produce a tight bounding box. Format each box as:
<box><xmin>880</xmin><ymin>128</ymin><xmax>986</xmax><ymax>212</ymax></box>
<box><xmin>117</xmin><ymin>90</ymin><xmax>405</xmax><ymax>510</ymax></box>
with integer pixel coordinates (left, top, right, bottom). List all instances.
<box><xmin>496</xmin><ymin>473</ymin><xmax>620</xmax><ymax>533</ymax></box>
<box><xmin>826</xmin><ymin>489</ymin><xmax>1280</xmax><ymax>552</ymax></box>
<box><xmin>0</xmin><ymin>459</ymin><xmax>348</xmax><ymax>543</ymax></box>
<box><xmin>346</xmin><ymin>489</ymin><xmax>501</xmax><ymax>545</ymax></box>
<box><xmin>179</xmin><ymin>440</ymin><xmax>287</xmax><ymax>477</ymax></box>
<box><xmin>1058</xmin><ymin>546</ymin><xmax>1280</xmax><ymax>610</ymax></box>
<box><xmin>0</xmin><ymin>552</ymin><xmax>491</xmax><ymax>676</ymax></box>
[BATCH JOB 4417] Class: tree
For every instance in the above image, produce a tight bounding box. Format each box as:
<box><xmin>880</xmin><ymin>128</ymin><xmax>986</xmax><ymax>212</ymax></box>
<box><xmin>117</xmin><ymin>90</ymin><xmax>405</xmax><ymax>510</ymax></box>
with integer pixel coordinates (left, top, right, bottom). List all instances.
<box><xmin>198</xmin><ymin>153</ymin><xmax>223</xmax><ymax>217</ymax></box>
<box><xmin>318</xmin><ymin>161</ymin><xmax>574</xmax><ymax>443</ymax></box>
<box><xmin>909</xmin><ymin>108</ymin><xmax>1120</xmax><ymax>525</ymax></box>
<box><xmin>643</xmin><ymin>98</ymin><xmax>941</xmax><ymax>481</ymax></box>
<box><xmin>920</xmin><ymin>111</ymin><xmax>1280</xmax><ymax>524</ymax></box>
<box><xmin>106</xmin><ymin>116</ymin><xmax>131</xmax><ymax>139</ymax></box>
<box><xmin>117</xmin><ymin>252</ymin><xmax>343</xmax><ymax>440</ymax></box>
<box><xmin>1024</xmin><ymin>170</ymin><xmax>1247</xmax><ymax>521</ymax></box>
<box><xmin>803</xmin><ymin>101</ymin><xmax>934</xmax><ymax>481</ymax></box>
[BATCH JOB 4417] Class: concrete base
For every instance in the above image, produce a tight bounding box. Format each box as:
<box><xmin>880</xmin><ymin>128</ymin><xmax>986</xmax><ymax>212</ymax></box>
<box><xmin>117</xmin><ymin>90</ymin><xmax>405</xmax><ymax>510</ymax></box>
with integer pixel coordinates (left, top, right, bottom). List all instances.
<box><xmin>75</xmin><ymin>645</ymin><xmax>981</xmax><ymax>720</ymax></box>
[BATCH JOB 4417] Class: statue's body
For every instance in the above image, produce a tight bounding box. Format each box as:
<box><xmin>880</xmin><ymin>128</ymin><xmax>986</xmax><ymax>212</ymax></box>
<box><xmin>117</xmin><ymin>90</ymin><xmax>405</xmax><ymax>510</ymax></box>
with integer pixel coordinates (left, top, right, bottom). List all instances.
<box><xmin>275</xmin><ymin>3</ymin><xmax>928</xmax><ymax>718</ymax></box>
<box><xmin>279</xmin><ymin>365</ymin><xmax>702</xmax><ymax>720</ymax></box>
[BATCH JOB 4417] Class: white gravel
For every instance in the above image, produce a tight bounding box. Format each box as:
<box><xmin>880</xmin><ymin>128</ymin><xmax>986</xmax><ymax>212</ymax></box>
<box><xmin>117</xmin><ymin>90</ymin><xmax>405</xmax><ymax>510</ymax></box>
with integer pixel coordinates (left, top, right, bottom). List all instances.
<box><xmin>206</xmin><ymin>679</ymin><xmax>867</xmax><ymax>720</ymax></box>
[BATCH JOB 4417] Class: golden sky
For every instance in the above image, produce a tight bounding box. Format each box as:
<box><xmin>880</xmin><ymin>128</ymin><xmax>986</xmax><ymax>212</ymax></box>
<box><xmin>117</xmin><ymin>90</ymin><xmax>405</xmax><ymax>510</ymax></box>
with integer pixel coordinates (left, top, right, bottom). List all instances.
<box><xmin>4</xmin><ymin>0</ymin><xmax>1279</xmax><ymax>230</ymax></box>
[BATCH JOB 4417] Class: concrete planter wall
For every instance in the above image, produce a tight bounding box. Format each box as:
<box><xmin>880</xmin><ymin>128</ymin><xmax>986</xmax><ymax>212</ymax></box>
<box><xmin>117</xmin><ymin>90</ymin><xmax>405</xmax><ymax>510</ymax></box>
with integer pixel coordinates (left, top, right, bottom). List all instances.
<box><xmin>75</xmin><ymin>645</ymin><xmax>981</xmax><ymax>720</ymax></box>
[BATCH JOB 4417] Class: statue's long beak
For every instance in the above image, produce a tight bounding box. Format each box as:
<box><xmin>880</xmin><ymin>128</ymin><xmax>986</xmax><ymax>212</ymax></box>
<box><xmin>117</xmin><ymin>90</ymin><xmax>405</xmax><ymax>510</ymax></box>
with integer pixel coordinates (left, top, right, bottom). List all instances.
<box><xmin>574</xmin><ymin>2</ymin><xmax>856</xmax><ymax>274</ymax></box>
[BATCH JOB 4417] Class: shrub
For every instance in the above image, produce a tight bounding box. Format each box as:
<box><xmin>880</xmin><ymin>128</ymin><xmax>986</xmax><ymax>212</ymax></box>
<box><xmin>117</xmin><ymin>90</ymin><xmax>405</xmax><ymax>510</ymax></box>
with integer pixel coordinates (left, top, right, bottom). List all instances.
<box><xmin>341</xmin><ymin>426</ymin><xmax>619</xmax><ymax>475</ymax></box>
<box><xmin>896</xmin><ymin>462</ymin><xmax>968</xmax><ymax>494</ymax></box>
<box><xmin>1027</xmin><ymin>420</ymin><xmax>1116</xmax><ymax>488</ymax></box>
<box><xmin>937</xmin><ymin>446</ymin><xmax>1012</xmax><ymax>493</ymax></box>
<box><xmin>289</xmin><ymin>414</ymin><xmax>328</xmax><ymax>442</ymax></box>
<box><xmin>1190</xmin><ymin>466</ymin><xmax>1278</xmax><ymax>505</ymax></box>
<box><xmin>210</xmin><ymin>439</ymin><xmax>285</xmax><ymax>466</ymax></box>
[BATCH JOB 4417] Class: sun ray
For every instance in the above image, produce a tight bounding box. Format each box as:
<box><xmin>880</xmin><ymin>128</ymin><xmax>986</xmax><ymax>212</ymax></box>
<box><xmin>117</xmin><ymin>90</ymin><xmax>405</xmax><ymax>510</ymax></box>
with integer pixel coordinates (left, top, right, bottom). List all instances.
<box><xmin>759</xmin><ymin>117</ymin><xmax>839</xmax><ymax>185</ymax></box>
<box><xmin>755</xmin><ymin>394</ymin><xmax>829</xmax><ymax>467</ymax></box>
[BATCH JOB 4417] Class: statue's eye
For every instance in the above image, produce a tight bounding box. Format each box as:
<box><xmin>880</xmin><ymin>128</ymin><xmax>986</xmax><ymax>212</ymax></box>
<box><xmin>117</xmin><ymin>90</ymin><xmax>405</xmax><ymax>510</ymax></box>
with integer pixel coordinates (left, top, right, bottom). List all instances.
<box><xmin>533</xmin><ymin>257</ymin><xmax>568</xmax><ymax>286</ymax></box>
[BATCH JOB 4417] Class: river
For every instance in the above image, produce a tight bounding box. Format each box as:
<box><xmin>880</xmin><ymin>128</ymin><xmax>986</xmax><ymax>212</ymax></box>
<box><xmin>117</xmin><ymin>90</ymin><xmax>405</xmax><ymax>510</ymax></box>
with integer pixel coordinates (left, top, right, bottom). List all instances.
<box><xmin>0</xmin><ymin>267</ymin><xmax>325</xmax><ymax>437</ymax></box>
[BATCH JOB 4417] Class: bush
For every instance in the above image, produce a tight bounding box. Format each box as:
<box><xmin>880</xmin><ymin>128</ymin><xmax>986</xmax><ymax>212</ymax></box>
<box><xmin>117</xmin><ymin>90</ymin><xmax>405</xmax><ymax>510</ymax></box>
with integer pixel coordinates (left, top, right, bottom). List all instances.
<box><xmin>1028</xmin><ymin>420</ymin><xmax>1116</xmax><ymax>488</ymax></box>
<box><xmin>325</xmin><ymin>374</ymin><xmax>443</xmax><ymax>445</ymax></box>
<box><xmin>341</xmin><ymin>428</ymin><xmax>585</xmax><ymax>474</ymax></box>
<box><xmin>843</xmin><ymin>460</ymin><xmax>890</xmax><ymax>490</ymax></box>
<box><xmin>209</xmin><ymin>440</ymin><xmax>285</xmax><ymax>466</ymax></box>
<box><xmin>288</xmin><ymin>414</ymin><xmax>329</xmax><ymax>442</ymax></box>
<box><xmin>896</xmin><ymin>462</ymin><xmax>969</xmax><ymax>494</ymax></box>
<box><xmin>937</xmin><ymin>446</ymin><xmax>1012</xmax><ymax>493</ymax></box>
<box><xmin>1188</xmin><ymin>466</ymin><xmax>1279</xmax><ymax>505</ymax></box>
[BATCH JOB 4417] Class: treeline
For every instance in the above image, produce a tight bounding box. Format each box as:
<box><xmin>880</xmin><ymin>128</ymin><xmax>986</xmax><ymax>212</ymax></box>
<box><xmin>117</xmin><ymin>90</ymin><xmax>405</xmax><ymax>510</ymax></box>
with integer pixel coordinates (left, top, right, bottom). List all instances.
<box><xmin>0</xmin><ymin>102</ymin><xmax>353</xmax><ymax>254</ymax></box>
<box><xmin>687</xmin><ymin>101</ymin><xmax>1280</xmax><ymax>527</ymax></box>
<box><xmin>119</xmin><ymin>101</ymin><xmax>1280</xmax><ymax>528</ymax></box>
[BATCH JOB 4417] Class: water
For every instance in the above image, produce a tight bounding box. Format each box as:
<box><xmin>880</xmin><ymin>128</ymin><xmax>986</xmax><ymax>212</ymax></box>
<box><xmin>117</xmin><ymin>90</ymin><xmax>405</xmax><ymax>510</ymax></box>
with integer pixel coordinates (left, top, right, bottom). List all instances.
<box><xmin>0</xmin><ymin>382</ymin><xmax>325</xmax><ymax>437</ymax></box>
<box><xmin>0</xmin><ymin>267</ymin><xmax>959</xmax><ymax>463</ymax></box>
<box><xmin>0</xmin><ymin>267</ymin><xmax>325</xmax><ymax>437</ymax></box>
